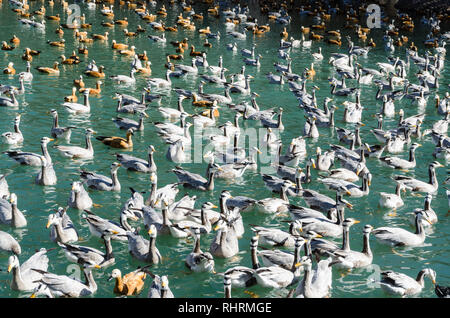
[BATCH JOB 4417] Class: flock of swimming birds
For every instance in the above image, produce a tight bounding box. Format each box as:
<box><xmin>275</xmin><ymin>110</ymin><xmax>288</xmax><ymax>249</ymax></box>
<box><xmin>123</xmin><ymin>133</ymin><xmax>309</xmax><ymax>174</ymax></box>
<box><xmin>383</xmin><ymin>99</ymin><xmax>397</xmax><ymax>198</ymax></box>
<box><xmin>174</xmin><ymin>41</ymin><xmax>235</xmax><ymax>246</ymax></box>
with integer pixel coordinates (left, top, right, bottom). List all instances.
<box><xmin>0</xmin><ymin>0</ymin><xmax>449</xmax><ymax>298</ymax></box>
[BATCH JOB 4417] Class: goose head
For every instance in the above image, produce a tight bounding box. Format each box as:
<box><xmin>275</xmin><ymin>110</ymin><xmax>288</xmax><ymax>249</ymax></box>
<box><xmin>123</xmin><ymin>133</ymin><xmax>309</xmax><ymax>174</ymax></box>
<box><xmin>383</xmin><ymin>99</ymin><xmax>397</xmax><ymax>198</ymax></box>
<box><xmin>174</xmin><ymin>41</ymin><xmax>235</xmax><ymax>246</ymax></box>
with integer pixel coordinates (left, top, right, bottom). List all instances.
<box><xmin>40</xmin><ymin>137</ymin><xmax>54</xmax><ymax>147</ymax></box>
<box><xmin>111</xmin><ymin>162</ymin><xmax>121</xmax><ymax>172</ymax></box>
<box><xmin>7</xmin><ymin>254</ymin><xmax>20</xmax><ymax>272</ymax></box>
<box><xmin>363</xmin><ymin>224</ymin><xmax>373</xmax><ymax>234</ymax></box>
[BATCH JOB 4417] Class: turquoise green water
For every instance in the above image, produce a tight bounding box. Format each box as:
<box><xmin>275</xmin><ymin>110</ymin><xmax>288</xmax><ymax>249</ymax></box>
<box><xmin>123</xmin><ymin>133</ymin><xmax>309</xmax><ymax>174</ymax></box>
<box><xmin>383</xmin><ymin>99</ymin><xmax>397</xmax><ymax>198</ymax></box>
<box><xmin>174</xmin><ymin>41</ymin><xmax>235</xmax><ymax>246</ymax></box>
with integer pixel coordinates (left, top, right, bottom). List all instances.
<box><xmin>0</xmin><ymin>1</ymin><xmax>449</xmax><ymax>298</ymax></box>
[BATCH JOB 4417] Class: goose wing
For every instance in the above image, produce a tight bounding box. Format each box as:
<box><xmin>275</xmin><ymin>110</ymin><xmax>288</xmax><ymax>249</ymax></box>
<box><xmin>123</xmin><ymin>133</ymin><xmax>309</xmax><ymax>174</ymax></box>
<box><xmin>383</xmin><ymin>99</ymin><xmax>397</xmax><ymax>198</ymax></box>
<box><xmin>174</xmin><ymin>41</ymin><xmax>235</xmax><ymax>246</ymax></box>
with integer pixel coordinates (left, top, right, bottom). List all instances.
<box><xmin>4</xmin><ymin>151</ymin><xmax>42</xmax><ymax>165</ymax></box>
<box><xmin>20</xmin><ymin>249</ymin><xmax>50</xmax><ymax>281</ymax></box>
<box><xmin>381</xmin><ymin>271</ymin><xmax>415</xmax><ymax>289</ymax></box>
<box><xmin>172</xmin><ymin>166</ymin><xmax>207</xmax><ymax>185</ymax></box>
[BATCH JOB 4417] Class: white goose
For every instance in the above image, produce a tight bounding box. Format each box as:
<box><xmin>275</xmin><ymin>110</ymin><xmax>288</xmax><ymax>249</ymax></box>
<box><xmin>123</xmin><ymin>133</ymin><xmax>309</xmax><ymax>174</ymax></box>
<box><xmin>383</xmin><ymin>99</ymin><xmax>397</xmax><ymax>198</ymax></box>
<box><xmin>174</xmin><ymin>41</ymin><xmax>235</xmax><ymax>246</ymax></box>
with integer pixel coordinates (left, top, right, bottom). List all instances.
<box><xmin>330</xmin><ymin>223</ymin><xmax>373</xmax><ymax>270</ymax></box>
<box><xmin>294</xmin><ymin>256</ymin><xmax>333</xmax><ymax>298</ymax></box>
<box><xmin>380</xmin><ymin>268</ymin><xmax>436</xmax><ymax>297</ymax></box>
<box><xmin>380</xmin><ymin>143</ymin><xmax>421</xmax><ymax>170</ymax></box>
<box><xmin>147</xmin><ymin>70</ymin><xmax>172</xmax><ymax>87</ymax></box>
<box><xmin>256</xmin><ymin>180</ymin><xmax>293</xmax><ymax>214</ymax></box>
<box><xmin>379</xmin><ymin>183</ymin><xmax>406</xmax><ymax>210</ymax></box>
<box><xmin>301</xmin><ymin>33</ymin><xmax>312</xmax><ymax>48</ymax></box>
<box><xmin>110</xmin><ymin>68</ymin><xmax>137</xmax><ymax>84</ymax></box>
<box><xmin>47</xmin><ymin>207</ymin><xmax>79</xmax><ymax>244</ymax></box>
<box><xmin>185</xmin><ymin>228</ymin><xmax>215</xmax><ymax>273</ymax></box>
<box><xmin>54</xmin><ymin>128</ymin><xmax>95</xmax><ymax>159</ymax></box>
<box><xmin>393</xmin><ymin>161</ymin><xmax>443</xmax><ymax>194</ymax></box>
<box><xmin>7</xmin><ymin>248</ymin><xmax>50</xmax><ymax>292</ymax></box>
<box><xmin>251</xmin><ymin>236</ymin><xmax>297</xmax><ymax>289</ymax></box>
<box><xmin>1</xmin><ymin>115</ymin><xmax>23</xmax><ymax>145</ymax></box>
<box><xmin>408</xmin><ymin>194</ymin><xmax>438</xmax><ymax>227</ymax></box>
<box><xmin>373</xmin><ymin>210</ymin><xmax>432</xmax><ymax>247</ymax></box>
<box><xmin>62</xmin><ymin>89</ymin><xmax>91</xmax><ymax>114</ymax></box>
<box><xmin>30</xmin><ymin>264</ymin><xmax>99</xmax><ymax>298</ymax></box>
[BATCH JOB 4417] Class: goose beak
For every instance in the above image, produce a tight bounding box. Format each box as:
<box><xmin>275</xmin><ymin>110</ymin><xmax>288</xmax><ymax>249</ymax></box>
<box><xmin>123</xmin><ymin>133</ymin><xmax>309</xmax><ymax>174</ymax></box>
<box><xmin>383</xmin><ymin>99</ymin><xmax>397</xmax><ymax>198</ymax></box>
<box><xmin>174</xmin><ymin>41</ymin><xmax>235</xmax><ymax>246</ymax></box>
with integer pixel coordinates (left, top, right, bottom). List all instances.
<box><xmin>346</xmin><ymin>190</ymin><xmax>351</xmax><ymax>196</ymax></box>
<box><xmin>7</xmin><ymin>264</ymin><xmax>13</xmax><ymax>273</ymax></box>
<box><xmin>30</xmin><ymin>294</ymin><xmax>36</xmax><ymax>298</ymax></box>
<box><xmin>143</xmin><ymin>112</ymin><xmax>149</xmax><ymax>118</ymax></box>
<box><xmin>212</xmin><ymin>205</ymin><xmax>218</xmax><ymax>209</ymax></box>
<box><xmin>294</xmin><ymin>262</ymin><xmax>302</xmax><ymax>268</ymax></box>
<box><xmin>346</xmin><ymin>202</ymin><xmax>353</xmax><ymax>209</ymax></box>
<box><xmin>353</xmin><ymin>220</ymin><xmax>361</xmax><ymax>224</ymax></box>
<box><xmin>94</xmin><ymin>265</ymin><xmax>101</xmax><ymax>269</ymax></box>
<box><xmin>46</xmin><ymin>221</ymin><xmax>51</xmax><ymax>229</ymax></box>
<box><xmin>312</xmin><ymin>162</ymin><xmax>316</xmax><ymax>169</ymax></box>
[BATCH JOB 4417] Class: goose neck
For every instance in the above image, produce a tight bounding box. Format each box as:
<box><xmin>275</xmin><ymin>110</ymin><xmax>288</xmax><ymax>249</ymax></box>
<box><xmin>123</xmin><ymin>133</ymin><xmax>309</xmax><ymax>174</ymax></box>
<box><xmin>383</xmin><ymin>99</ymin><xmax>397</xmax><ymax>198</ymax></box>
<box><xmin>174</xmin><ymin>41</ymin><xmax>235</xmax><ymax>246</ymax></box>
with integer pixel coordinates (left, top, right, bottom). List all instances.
<box><xmin>362</xmin><ymin>232</ymin><xmax>372</xmax><ymax>257</ymax></box>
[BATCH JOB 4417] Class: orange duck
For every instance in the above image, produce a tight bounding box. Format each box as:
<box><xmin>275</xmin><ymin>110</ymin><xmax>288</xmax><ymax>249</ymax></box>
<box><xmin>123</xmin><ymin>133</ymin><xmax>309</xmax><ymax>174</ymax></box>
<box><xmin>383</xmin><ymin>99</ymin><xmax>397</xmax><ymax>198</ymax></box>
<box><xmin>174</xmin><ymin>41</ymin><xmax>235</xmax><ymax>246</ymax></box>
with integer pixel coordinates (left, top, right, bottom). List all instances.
<box><xmin>310</xmin><ymin>32</ymin><xmax>323</xmax><ymax>41</ymax></box>
<box><xmin>80</xmin><ymin>80</ymin><xmax>102</xmax><ymax>95</ymax></box>
<box><xmin>85</xmin><ymin>65</ymin><xmax>106</xmax><ymax>78</ymax></box>
<box><xmin>3</xmin><ymin>62</ymin><xmax>15</xmax><ymax>75</ymax></box>
<box><xmin>10</xmin><ymin>35</ymin><xmax>20</xmax><ymax>44</ymax></box>
<box><xmin>111</xmin><ymin>40</ymin><xmax>128</xmax><ymax>50</ymax></box>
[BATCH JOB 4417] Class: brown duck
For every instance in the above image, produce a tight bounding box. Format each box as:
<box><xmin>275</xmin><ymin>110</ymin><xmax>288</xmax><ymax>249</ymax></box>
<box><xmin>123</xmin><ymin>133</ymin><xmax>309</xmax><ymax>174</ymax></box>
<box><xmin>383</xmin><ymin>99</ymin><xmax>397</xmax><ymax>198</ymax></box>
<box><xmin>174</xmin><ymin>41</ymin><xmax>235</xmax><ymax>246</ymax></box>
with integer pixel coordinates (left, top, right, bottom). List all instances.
<box><xmin>96</xmin><ymin>128</ymin><xmax>134</xmax><ymax>149</ymax></box>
